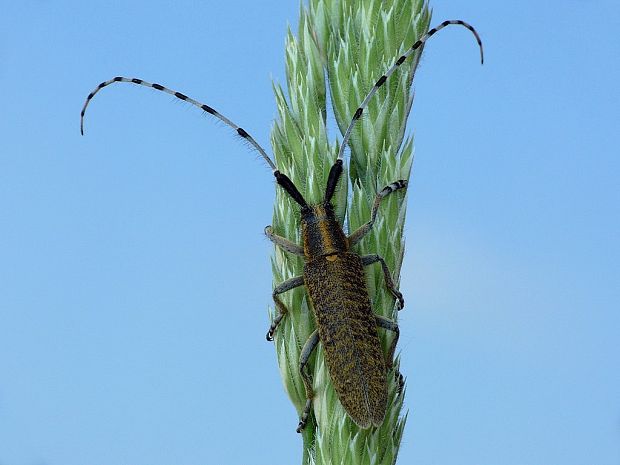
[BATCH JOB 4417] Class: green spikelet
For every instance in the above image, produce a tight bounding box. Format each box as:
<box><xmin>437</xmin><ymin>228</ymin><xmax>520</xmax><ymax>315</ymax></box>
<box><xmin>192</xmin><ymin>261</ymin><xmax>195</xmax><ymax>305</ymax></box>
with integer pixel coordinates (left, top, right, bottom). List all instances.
<box><xmin>269</xmin><ymin>0</ymin><xmax>430</xmax><ymax>463</ymax></box>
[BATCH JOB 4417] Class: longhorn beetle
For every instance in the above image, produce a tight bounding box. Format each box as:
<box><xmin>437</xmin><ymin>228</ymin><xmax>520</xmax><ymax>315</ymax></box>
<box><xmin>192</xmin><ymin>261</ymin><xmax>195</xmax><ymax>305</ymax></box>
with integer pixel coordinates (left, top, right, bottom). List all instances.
<box><xmin>81</xmin><ymin>20</ymin><xmax>483</xmax><ymax>432</ymax></box>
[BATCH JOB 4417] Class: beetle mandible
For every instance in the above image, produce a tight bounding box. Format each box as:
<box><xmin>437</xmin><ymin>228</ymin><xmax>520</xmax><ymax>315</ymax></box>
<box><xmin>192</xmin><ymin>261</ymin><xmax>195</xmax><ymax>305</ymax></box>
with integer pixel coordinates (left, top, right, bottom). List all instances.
<box><xmin>80</xmin><ymin>20</ymin><xmax>483</xmax><ymax>431</ymax></box>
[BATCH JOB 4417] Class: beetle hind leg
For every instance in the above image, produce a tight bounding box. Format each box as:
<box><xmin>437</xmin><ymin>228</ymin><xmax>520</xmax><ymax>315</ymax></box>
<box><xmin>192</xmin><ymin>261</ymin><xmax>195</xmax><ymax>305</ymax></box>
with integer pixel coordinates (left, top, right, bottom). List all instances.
<box><xmin>375</xmin><ymin>315</ymin><xmax>404</xmax><ymax>394</ymax></box>
<box><xmin>375</xmin><ymin>315</ymin><xmax>400</xmax><ymax>368</ymax></box>
<box><xmin>296</xmin><ymin>330</ymin><xmax>320</xmax><ymax>432</ymax></box>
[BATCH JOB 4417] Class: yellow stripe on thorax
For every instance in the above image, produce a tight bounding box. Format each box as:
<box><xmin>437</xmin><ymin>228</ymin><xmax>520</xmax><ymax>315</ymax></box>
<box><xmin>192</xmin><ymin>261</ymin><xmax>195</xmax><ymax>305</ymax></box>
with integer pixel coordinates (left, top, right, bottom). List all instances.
<box><xmin>315</xmin><ymin>205</ymin><xmax>335</xmax><ymax>254</ymax></box>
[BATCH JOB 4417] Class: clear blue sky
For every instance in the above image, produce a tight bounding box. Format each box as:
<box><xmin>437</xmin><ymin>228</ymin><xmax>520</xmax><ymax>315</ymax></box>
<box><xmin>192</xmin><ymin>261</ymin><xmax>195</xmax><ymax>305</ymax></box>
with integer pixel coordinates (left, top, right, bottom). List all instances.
<box><xmin>1</xmin><ymin>1</ymin><xmax>619</xmax><ymax>464</ymax></box>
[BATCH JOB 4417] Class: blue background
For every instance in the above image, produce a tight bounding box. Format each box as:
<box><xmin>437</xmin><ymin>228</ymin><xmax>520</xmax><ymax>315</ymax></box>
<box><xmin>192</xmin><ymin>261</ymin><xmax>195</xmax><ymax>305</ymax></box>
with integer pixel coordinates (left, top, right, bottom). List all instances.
<box><xmin>1</xmin><ymin>1</ymin><xmax>619</xmax><ymax>464</ymax></box>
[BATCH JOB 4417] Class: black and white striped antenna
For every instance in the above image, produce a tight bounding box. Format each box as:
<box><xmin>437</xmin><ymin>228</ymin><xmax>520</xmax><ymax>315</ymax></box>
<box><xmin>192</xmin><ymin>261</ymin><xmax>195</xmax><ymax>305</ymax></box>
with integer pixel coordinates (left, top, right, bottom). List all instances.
<box><xmin>336</xmin><ymin>20</ymin><xmax>483</xmax><ymax>162</ymax></box>
<box><xmin>80</xmin><ymin>77</ymin><xmax>277</xmax><ymax>172</ymax></box>
<box><xmin>80</xmin><ymin>20</ymin><xmax>483</xmax><ymax>176</ymax></box>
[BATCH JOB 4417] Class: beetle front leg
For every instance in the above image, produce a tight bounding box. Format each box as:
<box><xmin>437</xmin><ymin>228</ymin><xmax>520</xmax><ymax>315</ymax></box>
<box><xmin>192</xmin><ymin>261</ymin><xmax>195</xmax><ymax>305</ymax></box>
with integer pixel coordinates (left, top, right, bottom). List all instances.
<box><xmin>361</xmin><ymin>254</ymin><xmax>404</xmax><ymax>310</ymax></box>
<box><xmin>297</xmin><ymin>329</ymin><xmax>320</xmax><ymax>433</ymax></box>
<box><xmin>267</xmin><ymin>276</ymin><xmax>305</xmax><ymax>341</ymax></box>
<box><xmin>265</xmin><ymin>225</ymin><xmax>304</xmax><ymax>256</ymax></box>
<box><xmin>347</xmin><ymin>180</ymin><xmax>408</xmax><ymax>246</ymax></box>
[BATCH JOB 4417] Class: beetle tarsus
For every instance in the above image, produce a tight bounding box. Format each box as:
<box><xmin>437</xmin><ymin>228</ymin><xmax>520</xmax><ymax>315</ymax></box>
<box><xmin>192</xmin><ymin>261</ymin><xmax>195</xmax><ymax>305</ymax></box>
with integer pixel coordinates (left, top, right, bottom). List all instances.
<box><xmin>395</xmin><ymin>291</ymin><xmax>405</xmax><ymax>310</ymax></box>
<box><xmin>396</xmin><ymin>371</ymin><xmax>405</xmax><ymax>395</ymax></box>
<box><xmin>296</xmin><ymin>398</ymin><xmax>313</xmax><ymax>433</ymax></box>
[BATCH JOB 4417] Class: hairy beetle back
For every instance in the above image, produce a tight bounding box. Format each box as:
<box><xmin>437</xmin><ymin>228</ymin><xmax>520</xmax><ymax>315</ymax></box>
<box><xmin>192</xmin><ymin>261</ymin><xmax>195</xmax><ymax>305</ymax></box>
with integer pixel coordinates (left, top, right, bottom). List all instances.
<box><xmin>304</xmin><ymin>252</ymin><xmax>387</xmax><ymax>427</ymax></box>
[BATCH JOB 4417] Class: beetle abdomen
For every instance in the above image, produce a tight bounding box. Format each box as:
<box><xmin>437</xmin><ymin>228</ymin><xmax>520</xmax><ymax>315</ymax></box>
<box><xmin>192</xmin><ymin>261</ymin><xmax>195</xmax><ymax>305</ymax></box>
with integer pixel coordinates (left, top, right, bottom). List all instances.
<box><xmin>304</xmin><ymin>252</ymin><xmax>387</xmax><ymax>428</ymax></box>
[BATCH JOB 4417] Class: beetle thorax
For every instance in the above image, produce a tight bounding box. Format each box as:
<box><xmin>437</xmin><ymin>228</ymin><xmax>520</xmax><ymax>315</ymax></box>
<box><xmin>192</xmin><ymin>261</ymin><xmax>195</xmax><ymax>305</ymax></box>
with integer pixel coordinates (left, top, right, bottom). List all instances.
<box><xmin>301</xmin><ymin>203</ymin><xmax>348</xmax><ymax>259</ymax></box>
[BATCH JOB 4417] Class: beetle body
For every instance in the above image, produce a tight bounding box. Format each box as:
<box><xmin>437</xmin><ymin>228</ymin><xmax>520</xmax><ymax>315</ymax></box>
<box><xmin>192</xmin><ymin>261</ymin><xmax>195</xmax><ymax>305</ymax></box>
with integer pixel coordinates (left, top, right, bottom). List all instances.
<box><xmin>302</xmin><ymin>203</ymin><xmax>388</xmax><ymax>427</ymax></box>
<box><xmin>266</xmin><ymin>164</ymin><xmax>407</xmax><ymax>431</ymax></box>
<box><xmin>80</xmin><ymin>19</ymin><xmax>482</xmax><ymax>432</ymax></box>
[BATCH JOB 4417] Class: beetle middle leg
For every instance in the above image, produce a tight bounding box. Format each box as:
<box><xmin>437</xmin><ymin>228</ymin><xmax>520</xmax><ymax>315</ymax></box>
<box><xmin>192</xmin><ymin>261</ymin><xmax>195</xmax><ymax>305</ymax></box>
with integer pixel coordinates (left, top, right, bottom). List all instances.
<box><xmin>265</xmin><ymin>226</ymin><xmax>305</xmax><ymax>340</ymax></box>
<box><xmin>361</xmin><ymin>254</ymin><xmax>404</xmax><ymax>310</ymax></box>
<box><xmin>267</xmin><ymin>275</ymin><xmax>304</xmax><ymax>341</ymax></box>
<box><xmin>296</xmin><ymin>329</ymin><xmax>320</xmax><ymax>433</ymax></box>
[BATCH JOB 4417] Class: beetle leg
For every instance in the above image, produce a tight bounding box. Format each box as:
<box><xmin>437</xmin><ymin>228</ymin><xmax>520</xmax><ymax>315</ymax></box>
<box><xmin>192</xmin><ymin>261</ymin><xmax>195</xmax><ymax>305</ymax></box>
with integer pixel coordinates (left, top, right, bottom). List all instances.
<box><xmin>375</xmin><ymin>315</ymin><xmax>400</xmax><ymax>368</ymax></box>
<box><xmin>375</xmin><ymin>315</ymin><xmax>404</xmax><ymax>394</ymax></box>
<box><xmin>265</xmin><ymin>225</ymin><xmax>304</xmax><ymax>256</ymax></box>
<box><xmin>361</xmin><ymin>254</ymin><xmax>404</xmax><ymax>310</ymax></box>
<box><xmin>267</xmin><ymin>276</ymin><xmax>305</xmax><ymax>341</ymax></box>
<box><xmin>347</xmin><ymin>180</ymin><xmax>408</xmax><ymax>246</ymax></box>
<box><xmin>297</xmin><ymin>329</ymin><xmax>320</xmax><ymax>433</ymax></box>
